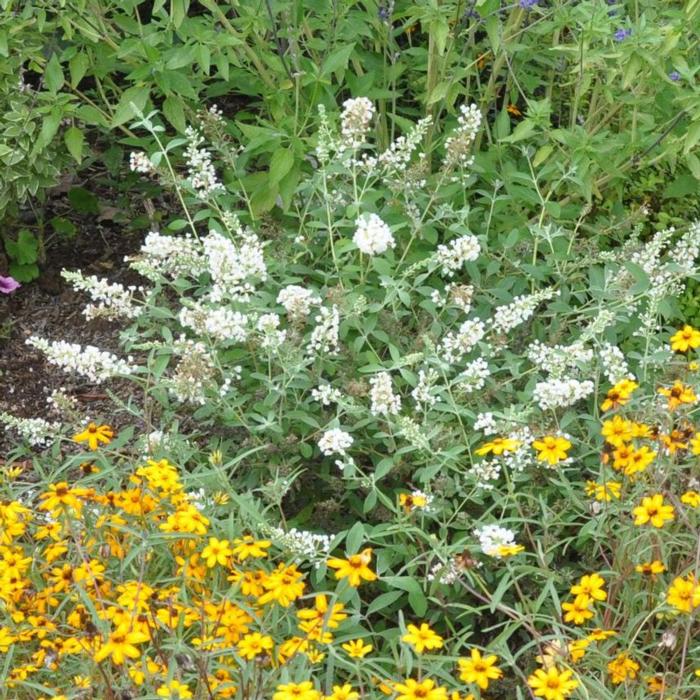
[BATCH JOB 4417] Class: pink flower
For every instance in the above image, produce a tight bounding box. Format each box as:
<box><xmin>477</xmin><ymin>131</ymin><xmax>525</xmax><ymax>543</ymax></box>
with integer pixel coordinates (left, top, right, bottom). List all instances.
<box><xmin>0</xmin><ymin>275</ymin><xmax>21</xmax><ymax>294</ymax></box>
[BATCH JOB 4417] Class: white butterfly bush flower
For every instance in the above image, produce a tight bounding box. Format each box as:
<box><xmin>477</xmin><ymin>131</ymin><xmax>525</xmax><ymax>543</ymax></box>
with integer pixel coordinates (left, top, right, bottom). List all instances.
<box><xmin>26</xmin><ymin>337</ymin><xmax>135</xmax><ymax>383</ymax></box>
<box><xmin>318</xmin><ymin>428</ymin><xmax>353</xmax><ymax>456</ymax></box>
<box><xmin>369</xmin><ymin>371</ymin><xmax>401</xmax><ymax>416</ymax></box>
<box><xmin>353</xmin><ymin>213</ymin><xmax>395</xmax><ymax>255</ymax></box>
<box><xmin>435</xmin><ymin>234</ymin><xmax>480</xmax><ymax>276</ymax></box>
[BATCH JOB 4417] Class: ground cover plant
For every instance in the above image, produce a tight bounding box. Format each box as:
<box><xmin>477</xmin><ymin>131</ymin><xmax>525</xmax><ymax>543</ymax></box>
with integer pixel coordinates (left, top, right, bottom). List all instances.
<box><xmin>2</xmin><ymin>2</ymin><xmax>700</xmax><ymax>700</ymax></box>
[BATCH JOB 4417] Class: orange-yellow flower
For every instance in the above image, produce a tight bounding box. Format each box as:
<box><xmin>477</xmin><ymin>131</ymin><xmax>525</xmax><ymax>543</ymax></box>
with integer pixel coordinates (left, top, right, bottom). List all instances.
<box><xmin>623</xmin><ymin>446</ymin><xmax>656</xmax><ymax>475</ymax></box>
<box><xmin>681</xmin><ymin>490</ymin><xmax>700</xmax><ymax>507</ymax></box>
<box><xmin>94</xmin><ymin>628</ymin><xmax>150</xmax><ymax>665</ymax></box>
<box><xmin>666</xmin><ymin>574</ymin><xmax>700</xmax><ymax>613</ymax></box>
<box><xmin>600</xmin><ymin>379</ymin><xmax>638</xmax><ymax>411</ymax></box>
<box><xmin>585</xmin><ymin>480</ymin><xmax>621</xmax><ymax>501</ymax></box>
<box><xmin>474</xmin><ymin>437</ymin><xmax>520</xmax><ymax>456</ymax></box>
<box><xmin>457</xmin><ymin>648</ymin><xmax>503</xmax><ymax>689</ymax></box>
<box><xmin>231</xmin><ymin>535</ymin><xmax>271</xmax><ymax>561</ymax></box>
<box><xmin>401</xmin><ymin>623</ymin><xmax>443</xmax><ymax>654</ymax></box>
<box><xmin>157</xmin><ymin>680</ymin><xmax>193</xmax><ymax>699</ymax></box>
<box><xmin>632</xmin><ymin>494</ymin><xmax>675</xmax><ymax>528</ymax></box>
<box><xmin>635</xmin><ymin>560</ymin><xmax>666</xmax><ymax>576</ymax></box>
<box><xmin>670</xmin><ymin>325</ymin><xmax>700</xmax><ymax>352</ymax></box>
<box><xmin>658</xmin><ymin>381</ymin><xmax>697</xmax><ymax>410</ymax></box>
<box><xmin>608</xmin><ymin>653</ymin><xmax>639</xmax><ymax>684</ymax></box>
<box><xmin>532</xmin><ymin>435</ymin><xmax>571</xmax><ymax>466</ymax></box>
<box><xmin>201</xmin><ymin>537</ymin><xmax>233</xmax><ymax>567</ymax></box>
<box><xmin>326</xmin><ymin>684</ymin><xmax>359</xmax><ymax>700</ymax></box>
<box><xmin>570</xmin><ymin>573</ymin><xmax>606</xmax><ymax>602</ymax></box>
<box><xmin>237</xmin><ymin>632</ymin><xmax>273</xmax><ymax>660</ymax></box>
<box><xmin>527</xmin><ymin>666</ymin><xmax>578</xmax><ymax>699</ymax></box>
<box><xmin>393</xmin><ymin>678</ymin><xmax>448</xmax><ymax>700</ymax></box>
<box><xmin>562</xmin><ymin>594</ymin><xmax>594</xmax><ymax>625</ymax></box>
<box><xmin>601</xmin><ymin>416</ymin><xmax>634</xmax><ymax>447</ymax></box>
<box><xmin>73</xmin><ymin>423</ymin><xmax>114</xmax><ymax>450</ymax></box>
<box><xmin>273</xmin><ymin>681</ymin><xmax>320</xmax><ymax>700</ymax></box>
<box><xmin>342</xmin><ymin>639</ymin><xmax>372</xmax><ymax>658</ymax></box>
<box><xmin>327</xmin><ymin>548</ymin><xmax>377</xmax><ymax>587</ymax></box>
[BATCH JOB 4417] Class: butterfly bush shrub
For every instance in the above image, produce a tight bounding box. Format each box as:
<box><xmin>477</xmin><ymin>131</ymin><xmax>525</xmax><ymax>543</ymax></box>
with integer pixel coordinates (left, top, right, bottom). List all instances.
<box><xmin>4</xmin><ymin>98</ymin><xmax>700</xmax><ymax>698</ymax></box>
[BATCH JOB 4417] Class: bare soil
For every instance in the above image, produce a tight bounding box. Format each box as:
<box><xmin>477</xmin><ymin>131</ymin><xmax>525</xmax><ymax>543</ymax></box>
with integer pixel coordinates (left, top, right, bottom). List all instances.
<box><xmin>0</xmin><ymin>198</ymin><xmax>145</xmax><ymax>452</ymax></box>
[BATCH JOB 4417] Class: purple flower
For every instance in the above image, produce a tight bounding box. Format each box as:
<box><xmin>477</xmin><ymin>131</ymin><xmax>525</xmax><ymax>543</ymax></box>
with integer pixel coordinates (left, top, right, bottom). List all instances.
<box><xmin>519</xmin><ymin>0</ymin><xmax>538</xmax><ymax>7</ymax></box>
<box><xmin>669</xmin><ymin>70</ymin><xmax>681</xmax><ymax>81</ymax></box>
<box><xmin>614</xmin><ymin>28</ymin><xmax>632</xmax><ymax>42</ymax></box>
<box><xmin>0</xmin><ymin>275</ymin><xmax>20</xmax><ymax>294</ymax></box>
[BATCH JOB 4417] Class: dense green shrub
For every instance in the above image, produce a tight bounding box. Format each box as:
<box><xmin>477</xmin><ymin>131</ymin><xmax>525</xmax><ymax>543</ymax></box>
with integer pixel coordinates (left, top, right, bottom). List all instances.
<box><xmin>3</xmin><ymin>96</ymin><xmax>700</xmax><ymax>697</ymax></box>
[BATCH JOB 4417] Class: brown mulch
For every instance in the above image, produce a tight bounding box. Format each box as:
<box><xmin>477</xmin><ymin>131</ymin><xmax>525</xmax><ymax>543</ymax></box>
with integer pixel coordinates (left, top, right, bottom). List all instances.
<box><xmin>0</xmin><ymin>204</ymin><xmax>146</xmax><ymax>453</ymax></box>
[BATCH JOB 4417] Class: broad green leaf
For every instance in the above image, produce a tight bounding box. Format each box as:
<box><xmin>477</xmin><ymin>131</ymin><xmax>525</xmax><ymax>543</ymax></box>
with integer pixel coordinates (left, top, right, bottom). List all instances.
<box><xmin>69</xmin><ymin>53</ymin><xmax>89</xmax><ymax>88</ymax></box>
<box><xmin>163</xmin><ymin>95</ymin><xmax>186</xmax><ymax>132</ymax></box>
<box><xmin>170</xmin><ymin>0</ymin><xmax>188</xmax><ymax>27</ymax></box>
<box><xmin>367</xmin><ymin>590</ymin><xmax>403</xmax><ymax>615</ymax></box>
<box><xmin>5</xmin><ymin>230</ymin><xmax>39</xmax><ymax>265</ymax></box>
<box><xmin>44</xmin><ymin>53</ymin><xmax>64</xmax><ymax>92</ymax></box>
<box><xmin>684</xmin><ymin>120</ymin><xmax>700</xmax><ymax>155</ymax></box>
<box><xmin>533</xmin><ymin>144</ymin><xmax>553</xmax><ymax>167</ymax></box>
<box><xmin>64</xmin><ymin>126</ymin><xmax>84</xmax><ymax>163</ymax></box>
<box><xmin>111</xmin><ymin>86</ymin><xmax>150</xmax><ymax>127</ymax></box>
<box><xmin>33</xmin><ymin>109</ymin><xmax>62</xmax><ymax>153</ymax></box>
<box><xmin>686</xmin><ymin>153</ymin><xmax>700</xmax><ymax>180</ymax></box>
<box><xmin>484</xmin><ymin>15</ymin><xmax>501</xmax><ymax>54</ymax></box>
<box><xmin>269</xmin><ymin>148</ymin><xmax>294</xmax><ymax>186</ymax></box>
<box><xmin>9</xmin><ymin>262</ymin><xmax>39</xmax><ymax>282</ymax></box>
<box><xmin>501</xmin><ymin>119</ymin><xmax>536</xmax><ymax>143</ymax></box>
<box><xmin>345</xmin><ymin>522</ymin><xmax>365</xmax><ymax>554</ymax></box>
<box><xmin>427</xmin><ymin>81</ymin><xmax>449</xmax><ymax>105</ymax></box>
<box><xmin>322</xmin><ymin>43</ymin><xmax>355</xmax><ymax>78</ymax></box>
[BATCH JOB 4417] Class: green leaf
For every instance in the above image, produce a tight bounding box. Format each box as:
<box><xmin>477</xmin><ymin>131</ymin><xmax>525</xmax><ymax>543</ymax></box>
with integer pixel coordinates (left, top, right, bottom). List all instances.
<box><xmin>152</xmin><ymin>353</ymin><xmax>171</xmax><ymax>379</ymax></box>
<box><xmin>64</xmin><ymin>127</ymin><xmax>84</xmax><ymax>163</ymax></box>
<box><xmin>484</xmin><ymin>15</ymin><xmax>501</xmax><ymax>54</ymax></box>
<box><xmin>170</xmin><ymin>0</ymin><xmax>188</xmax><ymax>27</ymax></box>
<box><xmin>367</xmin><ymin>590</ymin><xmax>403</xmax><ymax>615</ymax></box>
<box><xmin>427</xmin><ymin>81</ymin><xmax>449</xmax><ymax>106</ymax></box>
<box><xmin>68</xmin><ymin>187</ymin><xmax>99</xmax><ymax>214</ymax></box>
<box><xmin>622</xmin><ymin>54</ymin><xmax>641</xmax><ymax>89</ymax></box>
<box><xmin>684</xmin><ymin>120</ymin><xmax>700</xmax><ymax>155</ymax></box>
<box><xmin>269</xmin><ymin>148</ymin><xmax>294</xmax><ymax>185</ymax></box>
<box><xmin>44</xmin><ymin>53</ymin><xmax>64</xmax><ymax>92</ymax></box>
<box><xmin>5</xmin><ymin>230</ymin><xmax>39</xmax><ymax>265</ymax></box>
<box><xmin>381</xmin><ymin>576</ymin><xmax>427</xmax><ymax>616</ymax></box>
<box><xmin>345</xmin><ymin>522</ymin><xmax>365</xmax><ymax>554</ymax></box>
<box><xmin>533</xmin><ymin>144</ymin><xmax>553</xmax><ymax>167</ymax></box>
<box><xmin>50</xmin><ymin>217</ymin><xmax>77</xmax><ymax>238</ymax></box>
<box><xmin>322</xmin><ymin>43</ymin><xmax>355</xmax><ymax>78</ymax></box>
<box><xmin>9</xmin><ymin>262</ymin><xmax>40</xmax><ymax>282</ymax></box>
<box><xmin>624</xmin><ymin>261</ymin><xmax>650</xmax><ymax>294</ymax></box>
<box><xmin>429</xmin><ymin>18</ymin><xmax>449</xmax><ymax>55</ymax></box>
<box><xmin>111</xmin><ymin>86</ymin><xmax>150</xmax><ymax>127</ymax></box>
<box><xmin>33</xmin><ymin>109</ymin><xmax>62</xmax><ymax>153</ymax></box>
<box><xmin>494</xmin><ymin>108</ymin><xmax>510</xmax><ymax>139</ymax></box>
<box><xmin>163</xmin><ymin>95</ymin><xmax>186</xmax><ymax>132</ymax></box>
<box><xmin>501</xmin><ymin>119</ymin><xmax>536</xmax><ymax>143</ymax></box>
<box><xmin>250</xmin><ymin>183</ymin><xmax>278</xmax><ymax>215</ymax></box>
<box><xmin>686</xmin><ymin>153</ymin><xmax>700</xmax><ymax>181</ymax></box>
<box><xmin>69</xmin><ymin>53</ymin><xmax>90</xmax><ymax>88</ymax></box>
<box><xmin>158</xmin><ymin>70</ymin><xmax>198</xmax><ymax>99</ymax></box>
